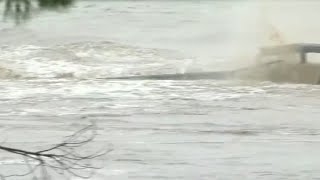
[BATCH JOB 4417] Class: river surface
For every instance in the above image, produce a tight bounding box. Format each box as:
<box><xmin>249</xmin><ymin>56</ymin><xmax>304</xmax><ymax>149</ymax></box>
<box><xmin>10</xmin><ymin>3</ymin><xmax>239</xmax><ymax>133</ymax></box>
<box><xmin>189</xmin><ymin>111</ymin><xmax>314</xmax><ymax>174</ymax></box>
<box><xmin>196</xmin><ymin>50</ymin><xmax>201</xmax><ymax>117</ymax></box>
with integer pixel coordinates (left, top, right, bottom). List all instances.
<box><xmin>1</xmin><ymin>0</ymin><xmax>320</xmax><ymax>180</ymax></box>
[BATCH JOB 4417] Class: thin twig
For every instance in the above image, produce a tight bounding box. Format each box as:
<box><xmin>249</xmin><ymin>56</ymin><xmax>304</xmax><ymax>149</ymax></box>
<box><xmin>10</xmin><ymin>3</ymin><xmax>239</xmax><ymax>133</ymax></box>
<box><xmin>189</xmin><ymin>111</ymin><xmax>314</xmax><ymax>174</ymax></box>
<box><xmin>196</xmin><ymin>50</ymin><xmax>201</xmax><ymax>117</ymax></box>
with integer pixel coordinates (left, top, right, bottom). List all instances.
<box><xmin>0</xmin><ymin>124</ymin><xmax>110</xmax><ymax>179</ymax></box>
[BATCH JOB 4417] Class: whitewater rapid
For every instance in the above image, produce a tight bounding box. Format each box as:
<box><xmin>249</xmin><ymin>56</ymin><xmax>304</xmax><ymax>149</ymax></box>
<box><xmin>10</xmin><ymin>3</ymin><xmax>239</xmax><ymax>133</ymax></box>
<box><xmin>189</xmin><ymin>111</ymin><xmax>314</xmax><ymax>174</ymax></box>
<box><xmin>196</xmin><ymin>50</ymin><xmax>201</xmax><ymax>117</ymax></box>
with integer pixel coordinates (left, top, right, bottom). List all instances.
<box><xmin>1</xmin><ymin>1</ymin><xmax>320</xmax><ymax>180</ymax></box>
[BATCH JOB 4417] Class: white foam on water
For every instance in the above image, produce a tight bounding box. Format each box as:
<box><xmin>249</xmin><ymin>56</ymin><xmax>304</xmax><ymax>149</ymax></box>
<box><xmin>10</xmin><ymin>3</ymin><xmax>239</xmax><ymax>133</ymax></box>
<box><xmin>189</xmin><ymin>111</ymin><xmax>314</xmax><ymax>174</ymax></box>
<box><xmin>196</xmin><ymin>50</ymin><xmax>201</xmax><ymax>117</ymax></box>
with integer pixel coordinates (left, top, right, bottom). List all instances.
<box><xmin>2</xmin><ymin>1</ymin><xmax>320</xmax><ymax>180</ymax></box>
<box><xmin>0</xmin><ymin>41</ymin><xmax>191</xmax><ymax>79</ymax></box>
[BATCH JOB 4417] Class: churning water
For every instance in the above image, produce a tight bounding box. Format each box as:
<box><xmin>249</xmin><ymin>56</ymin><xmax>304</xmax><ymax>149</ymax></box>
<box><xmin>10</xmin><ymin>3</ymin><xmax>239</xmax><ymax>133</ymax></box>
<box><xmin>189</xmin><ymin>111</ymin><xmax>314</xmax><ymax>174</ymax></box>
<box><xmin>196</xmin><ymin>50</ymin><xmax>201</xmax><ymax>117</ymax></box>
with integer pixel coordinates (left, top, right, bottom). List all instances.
<box><xmin>1</xmin><ymin>0</ymin><xmax>320</xmax><ymax>179</ymax></box>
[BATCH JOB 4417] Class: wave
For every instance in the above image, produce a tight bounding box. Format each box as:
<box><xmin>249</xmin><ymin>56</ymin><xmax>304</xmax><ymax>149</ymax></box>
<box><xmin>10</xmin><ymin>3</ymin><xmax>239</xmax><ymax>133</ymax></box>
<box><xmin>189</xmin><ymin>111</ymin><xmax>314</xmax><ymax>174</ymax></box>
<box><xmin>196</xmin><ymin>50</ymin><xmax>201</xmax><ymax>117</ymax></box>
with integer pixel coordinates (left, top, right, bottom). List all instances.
<box><xmin>0</xmin><ymin>41</ymin><xmax>193</xmax><ymax>80</ymax></box>
<box><xmin>2</xmin><ymin>41</ymin><xmax>318</xmax><ymax>85</ymax></box>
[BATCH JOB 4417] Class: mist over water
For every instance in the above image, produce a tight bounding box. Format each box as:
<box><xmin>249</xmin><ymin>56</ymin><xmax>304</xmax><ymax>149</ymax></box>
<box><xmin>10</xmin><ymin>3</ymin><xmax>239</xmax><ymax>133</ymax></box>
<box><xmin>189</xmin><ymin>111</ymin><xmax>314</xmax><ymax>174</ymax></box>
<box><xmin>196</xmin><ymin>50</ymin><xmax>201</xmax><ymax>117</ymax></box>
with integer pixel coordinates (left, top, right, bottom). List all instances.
<box><xmin>1</xmin><ymin>1</ymin><xmax>320</xmax><ymax>179</ymax></box>
<box><xmin>1</xmin><ymin>0</ymin><xmax>318</xmax><ymax>73</ymax></box>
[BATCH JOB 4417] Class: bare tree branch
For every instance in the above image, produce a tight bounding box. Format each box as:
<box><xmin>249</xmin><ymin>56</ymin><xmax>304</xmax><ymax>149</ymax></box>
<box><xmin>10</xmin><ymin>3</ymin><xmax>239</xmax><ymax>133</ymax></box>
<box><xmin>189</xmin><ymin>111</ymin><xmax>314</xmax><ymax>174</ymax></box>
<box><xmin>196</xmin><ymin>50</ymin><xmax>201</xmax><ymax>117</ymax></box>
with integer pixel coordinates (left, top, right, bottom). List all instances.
<box><xmin>0</xmin><ymin>123</ymin><xmax>111</xmax><ymax>179</ymax></box>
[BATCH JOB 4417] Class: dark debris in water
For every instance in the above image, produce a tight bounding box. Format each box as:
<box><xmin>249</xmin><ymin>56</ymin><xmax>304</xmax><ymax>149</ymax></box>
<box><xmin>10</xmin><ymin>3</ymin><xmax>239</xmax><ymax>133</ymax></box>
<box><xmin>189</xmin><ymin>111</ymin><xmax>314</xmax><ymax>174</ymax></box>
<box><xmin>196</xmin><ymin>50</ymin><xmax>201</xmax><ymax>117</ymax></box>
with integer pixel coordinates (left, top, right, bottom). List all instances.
<box><xmin>240</xmin><ymin>107</ymin><xmax>266</xmax><ymax>111</ymax></box>
<box><xmin>199</xmin><ymin>129</ymin><xmax>259</xmax><ymax>136</ymax></box>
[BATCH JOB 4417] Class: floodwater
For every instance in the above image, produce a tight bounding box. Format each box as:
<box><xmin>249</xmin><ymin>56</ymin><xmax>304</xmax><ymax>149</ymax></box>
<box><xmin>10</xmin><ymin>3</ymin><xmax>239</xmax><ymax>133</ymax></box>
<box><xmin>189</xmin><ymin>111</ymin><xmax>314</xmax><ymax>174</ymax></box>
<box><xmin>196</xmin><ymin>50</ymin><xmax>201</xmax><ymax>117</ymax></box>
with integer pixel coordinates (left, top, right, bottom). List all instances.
<box><xmin>1</xmin><ymin>0</ymin><xmax>320</xmax><ymax>179</ymax></box>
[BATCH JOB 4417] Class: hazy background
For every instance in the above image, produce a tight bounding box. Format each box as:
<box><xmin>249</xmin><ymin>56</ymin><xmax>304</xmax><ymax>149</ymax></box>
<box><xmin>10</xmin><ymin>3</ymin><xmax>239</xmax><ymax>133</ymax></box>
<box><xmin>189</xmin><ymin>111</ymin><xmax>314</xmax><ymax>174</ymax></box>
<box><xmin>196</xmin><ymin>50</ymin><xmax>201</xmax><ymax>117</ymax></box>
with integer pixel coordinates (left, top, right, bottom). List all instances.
<box><xmin>1</xmin><ymin>1</ymin><xmax>320</xmax><ymax>180</ymax></box>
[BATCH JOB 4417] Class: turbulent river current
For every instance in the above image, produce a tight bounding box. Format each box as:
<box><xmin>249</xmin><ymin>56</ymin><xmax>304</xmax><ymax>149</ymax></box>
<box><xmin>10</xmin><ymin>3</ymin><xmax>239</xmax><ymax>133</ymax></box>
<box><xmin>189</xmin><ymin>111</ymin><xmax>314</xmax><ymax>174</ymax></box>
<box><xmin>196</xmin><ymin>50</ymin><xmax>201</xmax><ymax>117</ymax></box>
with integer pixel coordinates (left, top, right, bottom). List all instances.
<box><xmin>1</xmin><ymin>0</ymin><xmax>320</xmax><ymax>179</ymax></box>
